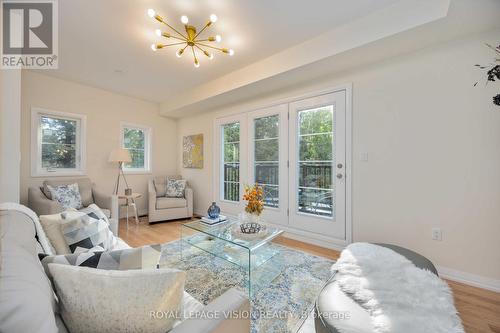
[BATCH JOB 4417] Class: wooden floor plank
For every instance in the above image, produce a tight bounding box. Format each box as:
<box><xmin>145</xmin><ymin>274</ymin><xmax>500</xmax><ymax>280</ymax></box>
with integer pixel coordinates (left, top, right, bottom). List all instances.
<box><xmin>118</xmin><ymin>216</ymin><xmax>500</xmax><ymax>333</ymax></box>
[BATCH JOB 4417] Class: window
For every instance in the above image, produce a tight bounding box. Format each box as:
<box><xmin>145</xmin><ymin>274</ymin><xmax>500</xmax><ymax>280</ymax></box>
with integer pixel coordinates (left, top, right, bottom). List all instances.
<box><xmin>297</xmin><ymin>106</ymin><xmax>334</xmax><ymax>217</ymax></box>
<box><xmin>254</xmin><ymin>115</ymin><xmax>280</xmax><ymax>208</ymax></box>
<box><xmin>31</xmin><ymin>108</ymin><xmax>86</xmax><ymax>176</ymax></box>
<box><xmin>222</xmin><ymin>122</ymin><xmax>240</xmax><ymax>201</ymax></box>
<box><xmin>121</xmin><ymin>123</ymin><xmax>151</xmax><ymax>173</ymax></box>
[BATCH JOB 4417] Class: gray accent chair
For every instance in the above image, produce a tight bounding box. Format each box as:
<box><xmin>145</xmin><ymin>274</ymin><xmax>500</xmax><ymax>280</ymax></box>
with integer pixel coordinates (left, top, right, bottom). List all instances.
<box><xmin>148</xmin><ymin>176</ymin><xmax>193</xmax><ymax>223</ymax></box>
<box><xmin>28</xmin><ymin>178</ymin><xmax>118</xmax><ymax>221</ymax></box>
<box><xmin>0</xmin><ymin>205</ymin><xmax>250</xmax><ymax>333</ymax></box>
<box><xmin>314</xmin><ymin>243</ymin><xmax>438</xmax><ymax>333</ymax></box>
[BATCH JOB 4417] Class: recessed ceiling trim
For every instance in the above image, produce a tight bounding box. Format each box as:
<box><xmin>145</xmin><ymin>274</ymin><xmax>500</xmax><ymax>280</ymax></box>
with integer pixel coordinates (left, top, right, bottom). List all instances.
<box><xmin>160</xmin><ymin>0</ymin><xmax>450</xmax><ymax>116</ymax></box>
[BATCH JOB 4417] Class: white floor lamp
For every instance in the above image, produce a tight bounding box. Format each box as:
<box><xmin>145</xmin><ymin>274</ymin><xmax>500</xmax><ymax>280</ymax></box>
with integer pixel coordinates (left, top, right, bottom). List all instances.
<box><xmin>109</xmin><ymin>148</ymin><xmax>132</xmax><ymax>195</ymax></box>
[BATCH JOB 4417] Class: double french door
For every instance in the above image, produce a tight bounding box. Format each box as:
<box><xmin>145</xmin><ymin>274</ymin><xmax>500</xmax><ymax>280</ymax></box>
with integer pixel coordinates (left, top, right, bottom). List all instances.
<box><xmin>215</xmin><ymin>90</ymin><xmax>348</xmax><ymax>240</ymax></box>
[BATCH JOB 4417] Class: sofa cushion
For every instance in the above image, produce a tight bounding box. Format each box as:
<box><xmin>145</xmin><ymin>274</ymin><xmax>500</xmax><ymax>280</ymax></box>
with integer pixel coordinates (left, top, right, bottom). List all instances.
<box><xmin>49</xmin><ymin>264</ymin><xmax>186</xmax><ymax>333</ymax></box>
<box><xmin>46</xmin><ymin>183</ymin><xmax>83</xmax><ymax>210</ymax></box>
<box><xmin>40</xmin><ymin>211</ymin><xmax>84</xmax><ymax>254</ymax></box>
<box><xmin>156</xmin><ymin>197</ymin><xmax>187</xmax><ymax>210</ymax></box>
<box><xmin>0</xmin><ymin>210</ymin><xmax>58</xmax><ymax>333</ymax></box>
<box><xmin>43</xmin><ymin>178</ymin><xmax>94</xmax><ymax>207</ymax></box>
<box><xmin>154</xmin><ymin>176</ymin><xmax>167</xmax><ymax>197</ymax></box>
<box><xmin>61</xmin><ymin>205</ymin><xmax>117</xmax><ymax>254</ymax></box>
<box><xmin>41</xmin><ymin>244</ymin><xmax>162</xmax><ymax>279</ymax></box>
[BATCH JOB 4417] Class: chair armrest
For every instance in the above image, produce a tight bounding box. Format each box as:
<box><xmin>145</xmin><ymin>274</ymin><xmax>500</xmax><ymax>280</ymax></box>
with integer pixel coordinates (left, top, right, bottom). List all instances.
<box><xmin>185</xmin><ymin>187</ymin><xmax>193</xmax><ymax>217</ymax></box>
<box><xmin>170</xmin><ymin>288</ymin><xmax>250</xmax><ymax>333</ymax></box>
<box><xmin>93</xmin><ymin>188</ymin><xmax>118</xmax><ymax>220</ymax></box>
<box><xmin>28</xmin><ymin>187</ymin><xmax>62</xmax><ymax>216</ymax></box>
<box><xmin>148</xmin><ymin>180</ymin><xmax>157</xmax><ymax>212</ymax></box>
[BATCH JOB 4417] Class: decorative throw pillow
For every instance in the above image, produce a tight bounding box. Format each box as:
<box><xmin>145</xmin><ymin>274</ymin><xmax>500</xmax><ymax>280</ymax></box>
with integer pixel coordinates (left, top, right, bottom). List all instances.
<box><xmin>40</xmin><ymin>244</ymin><xmax>162</xmax><ymax>279</ymax></box>
<box><xmin>166</xmin><ymin>179</ymin><xmax>187</xmax><ymax>198</ymax></box>
<box><xmin>48</xmin><ymin>264</ymin><xmax>186</xmax><ymax>333</ymax></box>
<box><xmin>39</xmin><ymin>211</ymin><xmax>83</xmax><ymax>254</ymax></box>
<box><xmin>61</xmin><ymin>204</ymin><xmax>117</xmax><ymax>254</ymax></box>
<box><xmin>46</xmin><ymin>183</ymin><xmax>83</xmax><ymax>210</ymax></box>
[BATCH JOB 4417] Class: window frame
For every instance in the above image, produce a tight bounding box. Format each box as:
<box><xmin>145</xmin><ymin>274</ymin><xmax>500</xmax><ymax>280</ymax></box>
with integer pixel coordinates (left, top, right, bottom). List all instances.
<box><xmin>31</xmin><ymin>107</ymin><xmax>87</xmax><ymax>177</ymax></box>
<box><xmin>120</xmin><ymin>122</ymin><xmax>152</xmax><ymax>174</ymax></box>
<box><xmin>213</xmin><ymin>114</ymin><xmax>247</xmax><ymax>215</ymax></box>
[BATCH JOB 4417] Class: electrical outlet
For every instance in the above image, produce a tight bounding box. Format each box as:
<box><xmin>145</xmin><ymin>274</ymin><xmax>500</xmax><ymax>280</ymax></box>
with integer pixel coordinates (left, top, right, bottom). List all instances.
<box><xmin>432</xmin><ymin>228</ymin><xmax>442</xmax><ymax>241</ymax></box>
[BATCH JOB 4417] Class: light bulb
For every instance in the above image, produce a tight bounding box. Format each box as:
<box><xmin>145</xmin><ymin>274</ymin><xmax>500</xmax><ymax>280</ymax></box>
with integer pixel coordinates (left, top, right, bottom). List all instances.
<box><xmin>151</xmin><ymin>44</ymin><xmax>157</xmax><ymax>51</ymax></box>
<box><xmin>209</xmin><ymin>54</ymin><xmax>214</xmax><ymax>60</ymax></box>
<box><xmin>155</xmin><ymin>29</ymin><xmax>162</xmax><ymax>37</ymax></box>
<box><xmin>176</xmin><ymin>49</ymin><xmax>183</xmax><ymax>58</ymax></box>
<box><xmin>215</xmin><ymin>35</ymin><xmax>222</xmax><ymax>43</ymax></box>
<box><xmin>147</xmin><ymin>9</ymin><xmax>155</xmax><ymax>18</ymax></box>
<box><xmin>194</xmin><ymin>61</ymin><xmax>200</xmax><ymax>68</ymax></box>
<box><xmin>228</xmin><ymin>49</ymin><xmax>234</xmax><ymax>56</ymax></box>
<box><xmin>210</xmin><ymin>14</ymin><xmax>218</xmax><ymax>23</ymax></box>
<box><xmin>181</xmin><ymin>15</ymin><xmax>189</xmax><ymax>24</ymax></box>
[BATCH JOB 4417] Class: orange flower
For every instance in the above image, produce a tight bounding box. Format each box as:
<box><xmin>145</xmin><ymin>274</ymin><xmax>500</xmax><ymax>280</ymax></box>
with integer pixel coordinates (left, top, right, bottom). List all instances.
<box><xmin>243</xmin><ymin>183</ymin><xmax>264</xmax><ymax>216</ymax></box>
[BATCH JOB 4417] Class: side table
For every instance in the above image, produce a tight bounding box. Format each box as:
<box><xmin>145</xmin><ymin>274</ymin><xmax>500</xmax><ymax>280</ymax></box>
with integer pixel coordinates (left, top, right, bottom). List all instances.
<box><xmin>118</xmin><ymin>193</ymin><xmax>142</xmax><ymax>229</ymax></box>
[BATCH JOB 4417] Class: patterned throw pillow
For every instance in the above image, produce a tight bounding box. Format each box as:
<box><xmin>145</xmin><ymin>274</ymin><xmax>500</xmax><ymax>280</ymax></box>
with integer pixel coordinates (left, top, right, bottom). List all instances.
<box><xmin>61</xmin><ymin>205</ymin><xmax>117</xmax><ymax>254</ymax></box>
<box><xmin>166</xmin><ymin>179</ymin><xmax>187</xmax><ymax>198</ymax></box>
<box><xmin>40</xmin><ymin>244</ymin><xmax>162</xmax><ymax>279</ymax></box>
<box><xmin>47</xmin><ymin>183</ymin><xmax>83</xmax><ymax>210</ymax></box>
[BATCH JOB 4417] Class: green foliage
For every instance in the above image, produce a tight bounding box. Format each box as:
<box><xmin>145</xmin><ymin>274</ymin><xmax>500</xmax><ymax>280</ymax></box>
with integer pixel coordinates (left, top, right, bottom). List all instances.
<box><xmin>299</xmin><ymin>107</ymin><xmax>333</xmax><ymax>134</ymax></box>
<box><xmin>123</xmin><ymin>128</ymin><xmax>145</xmax><ymax>168</ymax></box>
<box><xmin>40</xmin><ymin>116</ymin><xmax>77</xmax><ymax>168</ymax></box>
<box><xmin>254</xmin><ymin>115</ymin><xmax>279</xmax><ymax>139</ymax></box>
<box><xmin>223</xmin><ymin>122</ymin><xmax>240</xmax><ymax>143</ymax></box>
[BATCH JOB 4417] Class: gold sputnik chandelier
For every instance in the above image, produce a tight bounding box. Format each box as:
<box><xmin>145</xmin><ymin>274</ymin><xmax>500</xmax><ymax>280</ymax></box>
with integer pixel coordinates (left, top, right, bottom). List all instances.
<box><xmin>147</xmin><ymin>9</ymin><xmax>234</xmax><ymax>68</ymax></box>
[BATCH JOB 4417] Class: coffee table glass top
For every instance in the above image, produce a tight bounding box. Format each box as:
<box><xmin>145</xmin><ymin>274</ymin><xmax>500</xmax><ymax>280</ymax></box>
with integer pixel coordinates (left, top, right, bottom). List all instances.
<box><xmin>182</xmin><ymin>217</ymin><xmax>283</xmax><ymax>251</ymax></box>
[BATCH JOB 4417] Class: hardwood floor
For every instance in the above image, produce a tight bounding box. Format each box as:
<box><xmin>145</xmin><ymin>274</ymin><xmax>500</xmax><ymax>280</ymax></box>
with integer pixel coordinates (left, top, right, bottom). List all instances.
<box><xmin>119</xmin><ymin>216</ymin><xmax>500</xmax><ymax>333</ymax></box>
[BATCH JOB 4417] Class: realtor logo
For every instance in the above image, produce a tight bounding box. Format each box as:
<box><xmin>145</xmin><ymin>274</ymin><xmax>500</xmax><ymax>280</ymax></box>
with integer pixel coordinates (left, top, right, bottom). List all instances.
<box><xmin>1</xmin><ymin>0</ymin><xmax>58</xmax><ymax>69</ymax></box>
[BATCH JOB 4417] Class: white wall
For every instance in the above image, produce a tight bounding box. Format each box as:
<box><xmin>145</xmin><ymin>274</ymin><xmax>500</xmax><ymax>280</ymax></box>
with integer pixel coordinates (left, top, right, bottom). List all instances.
<box><xmin>20</xmin><ymin>71</ymin><xmax>178</xmax><ymax>215</ymax></box>
<box><xmin>177</xmin><ymin>29</ymin><xmax>500</xmax><ymax>284</ymax></box>
<box><xmin>0</xmin><ymin>70</ymin><xmax>22</xmax><ymax>203</ymax></box>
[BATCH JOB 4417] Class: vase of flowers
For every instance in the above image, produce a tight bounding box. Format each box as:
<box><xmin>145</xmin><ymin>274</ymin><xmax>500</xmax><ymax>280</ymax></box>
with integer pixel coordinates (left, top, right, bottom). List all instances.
<box><xmin>241</xmin><ymin>183</ymin><xmax>264</xmax><ymax>223</ymax></box>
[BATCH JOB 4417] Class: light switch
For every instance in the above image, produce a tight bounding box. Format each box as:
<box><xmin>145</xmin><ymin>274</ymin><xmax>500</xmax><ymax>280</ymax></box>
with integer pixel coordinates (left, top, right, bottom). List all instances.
<box><xmin>359</xmin><ymin>152</ymin><xmax>369</xmax><ymax>161</ymax></box>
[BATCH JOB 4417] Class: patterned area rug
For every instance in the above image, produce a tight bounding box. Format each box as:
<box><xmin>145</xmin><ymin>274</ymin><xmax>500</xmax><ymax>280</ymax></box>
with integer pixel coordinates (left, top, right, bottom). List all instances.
<box><xmin>159</xmin><ymin>240</ymin><xmax>335</xmax><ymax>333</ymax></box>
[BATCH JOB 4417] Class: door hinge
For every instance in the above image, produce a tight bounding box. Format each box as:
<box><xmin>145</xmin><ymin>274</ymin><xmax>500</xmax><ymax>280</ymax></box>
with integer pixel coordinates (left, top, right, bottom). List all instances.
<box><xmin>287</xmin><ymin>112</ymin><xmax>290</xmax><ymax>120</ymax></box>
<box><xmin>287</xmin><ymin>208</ymin><xmax>289</xmax><ymax>216</ymax></box>
<box><xmin>287</xmin><ymin>160</ymin><xmax>289</xmax><ymax>168</ymax></box>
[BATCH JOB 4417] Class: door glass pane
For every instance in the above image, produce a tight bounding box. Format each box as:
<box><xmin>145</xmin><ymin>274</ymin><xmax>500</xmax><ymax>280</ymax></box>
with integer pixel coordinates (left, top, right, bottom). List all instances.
<box><xmin>254</xmin><ymin>115</ymin><xmax>279</xmax><ymax>208</ymax></box>
<box><xmin>297</xmin><ymin>106</ymin><xmax>335</xmax><ymax>218</ymax></box>
<box><xmin>222</xmin><ymin>122</ymin><xmax>240</xmax><ymax>201</ymax></box>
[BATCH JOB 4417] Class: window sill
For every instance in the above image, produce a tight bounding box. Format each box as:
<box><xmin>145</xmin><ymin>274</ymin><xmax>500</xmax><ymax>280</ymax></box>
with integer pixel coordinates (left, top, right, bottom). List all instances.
<box><xmin>122</xmin><ymin>169</ymin><xmax>152</xmax><ymax>175</ymax></box>
<box><xmin>31</xmin><ymin>170</ymin><xmax>87</xmax><ymax>178</ymax></box>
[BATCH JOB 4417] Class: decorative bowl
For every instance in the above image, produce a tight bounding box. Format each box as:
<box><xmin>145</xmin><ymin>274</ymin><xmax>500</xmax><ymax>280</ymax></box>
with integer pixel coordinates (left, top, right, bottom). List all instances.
<box><xmin>232</xmin><ymin>223</ymin><xmax>268</xmax><ymax>240</ymax></box>
<box><xmin>240</xmin><ymin>222</ymin><xmax>261</xmax><ymax>234</ymax></box>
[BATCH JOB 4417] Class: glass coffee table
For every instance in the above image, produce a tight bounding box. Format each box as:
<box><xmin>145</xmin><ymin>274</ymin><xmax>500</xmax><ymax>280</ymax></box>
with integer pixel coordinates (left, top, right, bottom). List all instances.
<box><xmin>181</xmin><ymin>218</ymin><xmax>284</xmax><ymax>296</ymax></box>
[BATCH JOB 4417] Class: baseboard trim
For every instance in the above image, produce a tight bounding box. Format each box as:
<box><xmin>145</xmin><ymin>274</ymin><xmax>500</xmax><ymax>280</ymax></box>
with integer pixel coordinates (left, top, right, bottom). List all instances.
<box><xmin>437</xmin><ymin>266</ymin><xmax>500</xmax><ymax>293</ymax></box>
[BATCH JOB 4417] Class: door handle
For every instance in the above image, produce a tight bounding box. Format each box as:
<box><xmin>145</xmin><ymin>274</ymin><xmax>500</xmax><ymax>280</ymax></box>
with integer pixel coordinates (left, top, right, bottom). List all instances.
<box><xmin>336</xmin><ymin>173</ymin><xmax>343</xmax><ymax>179</ymax></box>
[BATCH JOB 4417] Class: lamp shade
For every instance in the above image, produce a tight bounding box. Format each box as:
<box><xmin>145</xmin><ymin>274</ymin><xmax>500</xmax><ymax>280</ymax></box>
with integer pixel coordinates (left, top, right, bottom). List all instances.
<box><xmin>109</xmin><ymin>148</ymin><xmax>132</xmax><ymax>163</ymax></box>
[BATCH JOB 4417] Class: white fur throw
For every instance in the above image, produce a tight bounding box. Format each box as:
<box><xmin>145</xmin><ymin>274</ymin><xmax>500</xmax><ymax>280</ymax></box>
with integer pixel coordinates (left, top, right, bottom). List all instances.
<box><xmin>0</xmin><ymin>202</ymin><xmax>54</xmax><ymax>255</ymax></box>
<box><xmin>332</xmin><ymin>243</ymin><xmax>464</xmax><ymax>333</ymax></box>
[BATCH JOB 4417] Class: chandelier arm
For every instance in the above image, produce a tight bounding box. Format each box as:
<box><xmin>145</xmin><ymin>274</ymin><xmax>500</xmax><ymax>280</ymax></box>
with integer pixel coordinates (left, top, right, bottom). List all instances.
<box><xmin>197</xmin><ymin>43</ymin><xmax>225</xmax><ymax>52</ymax></box>
<box><xmin>194</xmin><ymin>38</ymin><xmax>211</xmax><ymax>42</ymax></box>
<box><xmin>163</xmin><ymin>42</ymin><xmax>189</xmax><ymax>47</ymax></box>
<box><xmin>161</xmin><ymin>21</ymin><xmax>188</xmax><ymax>40</ymax></box>
<box><xmin>194</xmin><ymin>22</ymin><xmax>210</xmax><ymax>40</ymax></box>
<box><xmin>166</xmin><ymin>35</ymin><xmax>188</xmax><ymax>42</ymax></box>
<box><xmin>194</xmin><ymin>44</ymin><xmax>208</xmax><ymax>55</ymax></box>
<box><xmin>191</xmin><ymin>46</ymin><xmax>197</xmax><ymax>59</ymax></box>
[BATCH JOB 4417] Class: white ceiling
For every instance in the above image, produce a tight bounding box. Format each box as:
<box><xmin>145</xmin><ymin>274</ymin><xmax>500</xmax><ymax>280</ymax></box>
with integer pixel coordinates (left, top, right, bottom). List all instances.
<box><xmin>36</xmin><ymin>0</ymin><xmax>402</xmax><ymax>102</ymax></box>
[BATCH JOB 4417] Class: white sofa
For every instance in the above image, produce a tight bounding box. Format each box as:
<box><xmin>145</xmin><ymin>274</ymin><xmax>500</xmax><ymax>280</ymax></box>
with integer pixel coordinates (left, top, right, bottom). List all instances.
<box><xmin>0</xmin><ymin>204</ymin><xmax>250</xmax><ymax>333</ymax></box>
